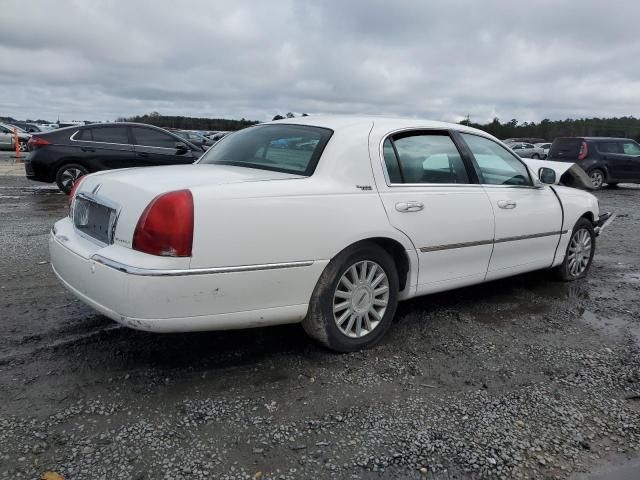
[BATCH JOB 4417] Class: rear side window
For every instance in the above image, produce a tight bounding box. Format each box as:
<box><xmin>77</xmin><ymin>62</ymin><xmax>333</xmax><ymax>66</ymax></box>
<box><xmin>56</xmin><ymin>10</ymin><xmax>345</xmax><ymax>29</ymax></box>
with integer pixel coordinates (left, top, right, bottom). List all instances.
<box><xmin>621</xmin><ymin>141</ymin><xmax>640</xmax><ymax>155</ymax></box>
<box><xmin>598</xmin><ymin>142</ymin><xmax>621</xmax><ymax>154</ymax></box>
<box><xmin>549</xmin><ymin>138</ymin><xmax>582</xmax><ymax>158</ymax></box>
<box><xmin>91</xmin><ymin>126</ymin><xmax>129</xmax><ymax>144</ymax></box>
<box><xmin>131</xmin><ymin>127</ymin><xmax>179</xmax><ymax>149</ymax></box>
<box><xmin>75</xmin><ymin>128</ymin><xmax>92</xmax><ymax>141</ymax></box>
<box><xmin>199</xmin><ymin>124</ymin><xmax>333</xmax><ymax>176</ymax></box>
<box><xmin>462</xmin><ymin>133</ymin><xmax>531</xmax><ymax>186</ymax></box>
<box><xmin>384</xmin><ymin>132</ymin><xmax>469</xmax><ymax>184</ymax></box>
<box><xmin>383</xmin><ymin>138</ymin><xmax>402</xmax><ymax>183</ymax></box>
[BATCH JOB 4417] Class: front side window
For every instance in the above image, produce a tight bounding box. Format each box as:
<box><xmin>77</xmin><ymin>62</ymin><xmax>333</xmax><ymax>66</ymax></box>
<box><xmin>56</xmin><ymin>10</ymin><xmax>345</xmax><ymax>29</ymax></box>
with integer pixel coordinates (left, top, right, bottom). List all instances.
<box><xmin>199</xmin><ymin>124</ymin><xmax>332</xmax><ymax>176</ymax></box>
<box><xmin>622</xmin><ymin>141</ymin><xmax>640</xmax><ymax>155</ymax></box>
<box><xmin>91</xmin><ymin>126</ymin><xmax>129</xmax><ymax>144</ymax></box>
<box><xmin>131</xmin><ymin>127</ymin><xmax>179</xmax><ymax>149</ymax></box>
<box><xmin>462</xmin><ymin>133</ymin><xmax>531</xmax><ymax>186</ymax></box>
<box><xmin>384</xmin><ymin>132</ymin><xmax>469</xmax><ymax>184</ymax></box>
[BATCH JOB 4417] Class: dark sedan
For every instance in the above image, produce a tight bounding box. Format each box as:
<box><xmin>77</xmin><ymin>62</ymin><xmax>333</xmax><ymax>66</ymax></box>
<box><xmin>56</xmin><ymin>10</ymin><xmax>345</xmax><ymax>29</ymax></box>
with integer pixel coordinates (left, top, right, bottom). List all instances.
<box><xmin>25</xmin><ymin>123</ymin><xmax>204</xmax><ymax>193</ymax></box>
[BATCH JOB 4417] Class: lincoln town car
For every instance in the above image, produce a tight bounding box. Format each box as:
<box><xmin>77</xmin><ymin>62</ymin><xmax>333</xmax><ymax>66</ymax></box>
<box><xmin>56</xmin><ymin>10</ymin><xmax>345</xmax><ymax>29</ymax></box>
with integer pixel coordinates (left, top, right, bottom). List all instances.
<box><xmin>49</xmin><ymin>117</ymin><xmax>612</xmax><ymax>352</ymax></box>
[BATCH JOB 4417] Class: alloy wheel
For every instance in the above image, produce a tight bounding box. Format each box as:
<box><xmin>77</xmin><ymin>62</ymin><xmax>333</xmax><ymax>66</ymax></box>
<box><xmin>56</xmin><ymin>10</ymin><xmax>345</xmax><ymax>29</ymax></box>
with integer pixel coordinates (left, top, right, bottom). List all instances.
<box><xmin>60</xmin><ymin>168</ymin><xmax>85</xmax><ymax>190</ymax></box>
<box><xmin>590</xmin><ymin>170</ymin><xmax>604</xmax><ymax>189</ymax></box>
<box><xmin>567</xmin><ymin>228</ymin><xmax>592</xmax><ymax>277</ymax></box>
<box><xmin>333</xmin><ymin>260</ymin><xmax>389</xmax><ymax>338</ymax></box>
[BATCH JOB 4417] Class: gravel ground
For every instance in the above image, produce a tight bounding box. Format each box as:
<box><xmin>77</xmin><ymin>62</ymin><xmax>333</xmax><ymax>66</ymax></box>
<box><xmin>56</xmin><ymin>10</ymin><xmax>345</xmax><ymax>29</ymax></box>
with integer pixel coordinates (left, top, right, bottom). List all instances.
<box><xmin>0</xmin><ymin>175</ymin><xmax>639</xmax><ymax>479</ymax></box>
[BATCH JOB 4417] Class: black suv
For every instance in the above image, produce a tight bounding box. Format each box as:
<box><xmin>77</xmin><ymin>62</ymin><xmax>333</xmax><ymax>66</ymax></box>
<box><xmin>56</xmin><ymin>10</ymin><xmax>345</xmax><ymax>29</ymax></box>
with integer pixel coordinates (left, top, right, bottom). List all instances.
<box><xmin>547</xmin><ymin>137</ymin><xmax>640</xmax><ymax>189</ymax></box>
<box><xmin>25</xmin><ymin>123</ymin><xmax>204</xmax><ymax>193</ymax></box>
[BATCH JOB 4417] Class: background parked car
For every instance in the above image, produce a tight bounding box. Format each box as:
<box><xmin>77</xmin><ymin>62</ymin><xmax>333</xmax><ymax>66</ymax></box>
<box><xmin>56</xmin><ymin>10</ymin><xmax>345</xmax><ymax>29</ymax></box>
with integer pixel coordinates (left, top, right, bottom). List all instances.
<box><xmin>535</xmin><ymin>142</ymin><xmax>551</xmax><ymax>159</ymax></box>
<box><xmin>25</xmin><ymin>123</ymin><xmax>204</xmax><ymax>193</ymax></box>
<box><xmin>503</xmin><ymin>137</ymin><xmax>547</xmax><ymax>144</ymax></box>
<box><xmin>10</xmin><ymin>121</ymin><xmax>44</xmax><ymax>133</ymax></box>
<box><xmin>208</xmin><ymin>131</ymin><xmax>230</xmax><ymax>143</ymax></box>
<box><xmin>509</xmin><ymin>142</ymin><xmax>545</xmax><ymax>159</ymax></box>
<box><xmin>547</xmin><ymin>137</ymin><xmax>640</xmax><ymax>189</ymax></box>
<box><xmin>172</xmin><ymin>130</ymin><xmax>215</xmax><ymax>149</ymax></box>
<box><xmin>0</xmin><ymin>122</ymin><xmax>31</xmax><ymax>151</ymax></box>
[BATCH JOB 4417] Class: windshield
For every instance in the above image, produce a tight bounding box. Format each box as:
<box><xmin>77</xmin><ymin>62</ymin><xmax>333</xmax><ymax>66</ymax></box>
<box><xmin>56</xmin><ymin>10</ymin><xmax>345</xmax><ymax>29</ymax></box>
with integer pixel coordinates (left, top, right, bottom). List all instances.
<box><xmin>198</xmin><ymin>124</ymin><xmax>333</xmax><ymax>175</ymax></box>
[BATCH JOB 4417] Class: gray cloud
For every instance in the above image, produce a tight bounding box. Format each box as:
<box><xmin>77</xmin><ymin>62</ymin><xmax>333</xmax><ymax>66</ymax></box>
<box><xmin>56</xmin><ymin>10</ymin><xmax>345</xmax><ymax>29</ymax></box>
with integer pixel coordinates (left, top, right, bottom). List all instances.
<box><xmin>1</xmin><ymin>0</ymin><xmax>639</xmax><ymax>123</ymax></box>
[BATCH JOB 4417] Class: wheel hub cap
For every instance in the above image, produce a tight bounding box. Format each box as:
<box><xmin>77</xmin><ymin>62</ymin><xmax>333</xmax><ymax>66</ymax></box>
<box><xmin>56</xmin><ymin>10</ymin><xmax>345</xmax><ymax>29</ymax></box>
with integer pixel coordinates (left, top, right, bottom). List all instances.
<box><xmin>333</xmin><ymin>260</ymin><xmax>389</xmax><ymax>339</ymax></box>
<box><xmin>567</xmin><ymin>228</ymin><xmax>592</xmax><ymax>277</ymax></box>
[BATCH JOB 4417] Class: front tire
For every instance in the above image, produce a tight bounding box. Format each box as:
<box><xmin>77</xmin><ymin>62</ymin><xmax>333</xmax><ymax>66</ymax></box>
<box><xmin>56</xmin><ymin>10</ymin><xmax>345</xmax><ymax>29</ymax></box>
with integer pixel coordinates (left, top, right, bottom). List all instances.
<box><xmin>554</xmin><ymin>218</ymin><xmax>595</xmax><ymax>281</ymax></box>
<box><xmin>55</xmin><ymin>163</ymin><xmax>88</xmax><ymax>194</ymax></box>
<box><xmin>589</xmin><ymin>169</ymin><xmax>605</xmax><ymax>190</ymax></box>
<box><xmin>302</xmin><ymin>243</ymin><xmax>399</xmax><ymax>352</ymax></box>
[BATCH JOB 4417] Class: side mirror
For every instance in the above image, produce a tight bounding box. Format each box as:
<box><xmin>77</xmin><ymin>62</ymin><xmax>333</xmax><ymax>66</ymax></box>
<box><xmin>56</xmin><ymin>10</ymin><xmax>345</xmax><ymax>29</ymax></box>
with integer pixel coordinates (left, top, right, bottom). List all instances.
<box><xmin>175</xmin><ymin>141</ymin><xmax>188</xmax><ymax>152</ymax></box>
<box><xmin>538</xmin><ymin>167</ymin><xmax>556</xmax><ymax>185</ymax></box>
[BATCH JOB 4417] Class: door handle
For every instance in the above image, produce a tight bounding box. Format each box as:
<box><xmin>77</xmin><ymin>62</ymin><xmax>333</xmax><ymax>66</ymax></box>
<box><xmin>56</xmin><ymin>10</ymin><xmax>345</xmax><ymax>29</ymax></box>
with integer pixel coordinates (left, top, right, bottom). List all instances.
<box><xmin>137</xmin><ymin>152</ymin><xmax>150</xmax><ymax>158</ymax></box>
<box><xmin>395</xmin><ymin>201</ymin><xmax>424</xmax><ymax>212</ymax></box>
<box><xmin>81</xmin><ymin>147</ymin><xmax>95</xmax><ymax>152</ymax></box>
<box><xmin>497</xmin><ymin>200</ymin><xmax>517</xmax><ymax>209</ymax></box>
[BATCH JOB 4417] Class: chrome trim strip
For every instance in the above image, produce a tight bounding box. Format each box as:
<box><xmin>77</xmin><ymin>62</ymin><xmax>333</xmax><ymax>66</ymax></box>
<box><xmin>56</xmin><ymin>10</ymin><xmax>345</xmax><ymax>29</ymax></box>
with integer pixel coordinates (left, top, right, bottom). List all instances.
<box><xmin>494</xmin><ymin>230</ymin><xmax>568</xmax><ymax>244</ymax></box>
<box><xmin>420</xmin><ymin>239</ymin><xmax>493</xmax><ymax>252</ymax></box>
<box><xmin>419</xmin><ymin>230</ymin><xmax>568</xmax><ymax>253</ymax></box>
<box><xmin>91</xmin><ymin>255</ymin><xmax>315</xmax><ymax>276</ymax></box>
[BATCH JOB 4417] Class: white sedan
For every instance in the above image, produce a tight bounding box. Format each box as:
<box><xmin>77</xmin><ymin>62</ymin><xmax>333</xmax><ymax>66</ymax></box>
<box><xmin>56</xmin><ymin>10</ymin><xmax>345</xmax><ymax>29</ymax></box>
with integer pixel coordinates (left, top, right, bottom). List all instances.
<box><xmin>50</xmin><ymin>116</ymin><xmax>610</xmax><ymax>352</ymax></box>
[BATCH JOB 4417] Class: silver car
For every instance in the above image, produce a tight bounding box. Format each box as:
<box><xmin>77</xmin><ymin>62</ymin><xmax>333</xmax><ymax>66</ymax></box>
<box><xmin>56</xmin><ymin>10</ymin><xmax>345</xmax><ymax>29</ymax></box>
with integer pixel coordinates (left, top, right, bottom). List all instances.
<box><xmin>510</xmin><ymin>142</ymin><xmax>545</xmax><ymax>159</ymax></box>
<box><xmin>535</xmin><ymin>142</ymin><xmax>551</xmax><ymax>159</ymax></box>
<box><xmin>0</xmin><ymin>122</ymin><xmax>31</xmax><ymax>152</ymax></box>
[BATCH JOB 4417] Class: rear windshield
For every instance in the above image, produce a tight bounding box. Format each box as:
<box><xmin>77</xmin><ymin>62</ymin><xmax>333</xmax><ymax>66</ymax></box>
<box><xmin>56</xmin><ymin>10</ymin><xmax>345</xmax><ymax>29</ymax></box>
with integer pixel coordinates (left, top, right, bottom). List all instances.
<box><xmin>198</xmin><ymin>124</ymin><xmax>333</xmax><ymax>176</ymax></box>
<box><xmin>549</xmin><ymin>138</ymin><xmax>582</xmax><ymax>158</ymax></box>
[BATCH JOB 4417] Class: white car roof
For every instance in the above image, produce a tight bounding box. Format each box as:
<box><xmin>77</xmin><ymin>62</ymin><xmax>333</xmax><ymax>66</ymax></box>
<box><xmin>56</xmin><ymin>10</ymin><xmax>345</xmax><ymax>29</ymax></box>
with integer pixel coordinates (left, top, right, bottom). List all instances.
<box><xmin>264</xmin><ymin>115</ymin><xmax>495</xmax><ymax>139</ymax></box>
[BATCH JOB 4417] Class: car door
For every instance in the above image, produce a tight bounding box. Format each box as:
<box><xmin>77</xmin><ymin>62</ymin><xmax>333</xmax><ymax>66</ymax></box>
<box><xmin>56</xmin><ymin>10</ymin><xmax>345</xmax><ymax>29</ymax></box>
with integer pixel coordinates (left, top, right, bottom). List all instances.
<box><xmin>459</xmin><ymin>133</ymin><xmax>563</xmax><ymax>280</ymax></box>
<box><xmin>619</xmin><ymin>140</ymin><xmax>640</xmax><ymax>180</ymax></box>
<box><xmin>596</xmin><ymin>141</ymin><xmax>626</xmax><ymax>180</ymax></box>
<box><xmin>77</xmin><ymin>125</ymin><xmax>137</xmax><ymax>170</ymax></box>
<box><xmin>371</xmin><ymin>128</ymin><xmax>495</xmax><ymax>295</ymax></box>
<box><xmin>130</xmin><ymin>126</ymin><xmax>199</xmax><ymax>166</ymax></box>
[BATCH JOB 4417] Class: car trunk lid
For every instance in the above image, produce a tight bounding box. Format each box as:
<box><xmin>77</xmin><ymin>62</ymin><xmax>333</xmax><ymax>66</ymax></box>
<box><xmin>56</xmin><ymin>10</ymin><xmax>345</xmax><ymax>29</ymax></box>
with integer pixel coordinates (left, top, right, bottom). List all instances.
<box><xmin>72</xmin><ymin>164</ymin><xmax>303</xmax><ymax>248</ymax></box>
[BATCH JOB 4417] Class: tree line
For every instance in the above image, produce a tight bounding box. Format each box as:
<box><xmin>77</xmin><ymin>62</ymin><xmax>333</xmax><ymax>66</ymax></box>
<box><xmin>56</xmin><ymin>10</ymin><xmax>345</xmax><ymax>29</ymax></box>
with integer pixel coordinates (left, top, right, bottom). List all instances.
<box><xmin>116</xmin><ymin>112</ymin><xmax>260</xmax><ymax>131</ymax></box>
<box><xmin>460</xmin><ymin>116</ymin><xmax>640</xmax><ymax>141</ymax></box>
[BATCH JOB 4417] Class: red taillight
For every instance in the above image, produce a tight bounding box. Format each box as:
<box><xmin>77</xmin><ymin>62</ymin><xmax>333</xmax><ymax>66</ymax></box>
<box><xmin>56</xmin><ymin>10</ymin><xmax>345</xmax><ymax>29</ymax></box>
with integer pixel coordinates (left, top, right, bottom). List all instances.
<box><xmin>578</xmin><ymin>141</ymin><xmax>588</xmax><ymax>160</ymax></box>
<box><xmin>133</xmin><ymin>190</ymin><xmax>194</xmax><ymax>257</ymax></box>
<box><xmin>27</xmin><ymin>136</ymin><xmax>51</xmax><ymax>149</ymax></box>
<box><xmin>67</xmin><ymin>175</ymin><xmax>87</xmax><ymax>212</ymax></box>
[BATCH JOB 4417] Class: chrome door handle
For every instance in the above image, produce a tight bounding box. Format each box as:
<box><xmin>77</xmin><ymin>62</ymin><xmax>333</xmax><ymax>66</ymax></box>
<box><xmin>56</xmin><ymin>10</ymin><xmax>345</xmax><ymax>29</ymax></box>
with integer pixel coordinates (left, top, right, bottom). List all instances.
<box><xmin>395</xmin><ymin>201</ymin><xmax>424</xmax><ymax>212</ymax></box>
<box><xmin>497</xmin><ymin>200</ymin><xmax>517</xmax><ymax>209</ymax></box>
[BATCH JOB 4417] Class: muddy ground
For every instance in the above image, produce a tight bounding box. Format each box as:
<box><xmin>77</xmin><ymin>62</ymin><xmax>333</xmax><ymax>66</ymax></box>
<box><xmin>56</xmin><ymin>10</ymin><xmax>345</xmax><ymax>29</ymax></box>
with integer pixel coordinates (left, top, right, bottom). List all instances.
<box><xmin>0</xmin><ymin>174</ymin><xmax>639</xmax><ymax>480</ymax></box>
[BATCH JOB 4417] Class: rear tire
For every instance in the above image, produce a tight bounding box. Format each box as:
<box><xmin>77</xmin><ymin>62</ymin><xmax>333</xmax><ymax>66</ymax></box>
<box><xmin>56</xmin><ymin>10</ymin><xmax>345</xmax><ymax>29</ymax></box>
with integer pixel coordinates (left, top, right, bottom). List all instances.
<box><xmin>589</xmin><ymin>169</ymin><xmax>605</xmax><ymax>190</ymax></box>
<box><xmin>302</xmin><ymin>242</ymin><xmax>399</xmax><ymax>352</ymax></box>
<box><xmin>55</xmin><ymin>163</ymin><xmax>88</xmax><ymax>194</ymax></box>
<box><xmin>553</xmin><ymin>218</ymin><xmax>595</xmax><ymax>281</ymax></box>
<box><xmin>531</xmin><ymin>153</ymin><xmax>540</xmax><ymax>159</ymax></box>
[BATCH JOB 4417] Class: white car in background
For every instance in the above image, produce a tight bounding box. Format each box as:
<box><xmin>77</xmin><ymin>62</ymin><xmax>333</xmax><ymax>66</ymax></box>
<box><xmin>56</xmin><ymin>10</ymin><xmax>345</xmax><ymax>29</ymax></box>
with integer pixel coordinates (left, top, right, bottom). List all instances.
<box><xmin>50</xmin><ymin>116</ymin><xmax>610</xmax><ymax>352</ymax></box>
<box><xmin>535</xmin><ymin>142</ymin><xmax>552</xmax><ymax>159</ymax></box>
<box><xmin>509</xmin><ymin>142</ymin><xmax>546</xmax><ymax>159</ymax></box>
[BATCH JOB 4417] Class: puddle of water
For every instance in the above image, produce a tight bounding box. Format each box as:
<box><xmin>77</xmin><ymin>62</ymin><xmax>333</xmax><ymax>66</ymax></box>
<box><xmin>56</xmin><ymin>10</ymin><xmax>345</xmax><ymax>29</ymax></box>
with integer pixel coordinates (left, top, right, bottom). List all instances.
<box><xmin>574</xmin><ymin>456</ymin><xmax>640</xmax><ymax>480</ymax></box>
<box><xmin>580</xmin><ymin>310</ymin><xmax>640</xmax><ymax>347</ymax></box>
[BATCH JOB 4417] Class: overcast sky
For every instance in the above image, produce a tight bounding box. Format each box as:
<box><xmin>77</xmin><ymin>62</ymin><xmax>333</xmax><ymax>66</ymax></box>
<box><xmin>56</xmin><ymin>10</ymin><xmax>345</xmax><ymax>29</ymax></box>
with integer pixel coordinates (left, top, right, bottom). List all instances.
<box><xmin>1</xmin><ymin>0</ymin><xmax>639</xmax><ymax>124</ymax></box>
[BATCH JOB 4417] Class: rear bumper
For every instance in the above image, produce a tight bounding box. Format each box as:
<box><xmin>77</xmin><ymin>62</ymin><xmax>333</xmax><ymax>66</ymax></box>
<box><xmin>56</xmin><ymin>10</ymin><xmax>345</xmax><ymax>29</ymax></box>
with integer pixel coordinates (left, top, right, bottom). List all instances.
<box><xmin>49</xmin><ymin>219</ymin><xmax>323</xmax><ymax>332</ymax></box>
<box><xmin>595</xmin><ymin>212</ymin><xmax>615</xmax><ymax>236</ymax></box>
